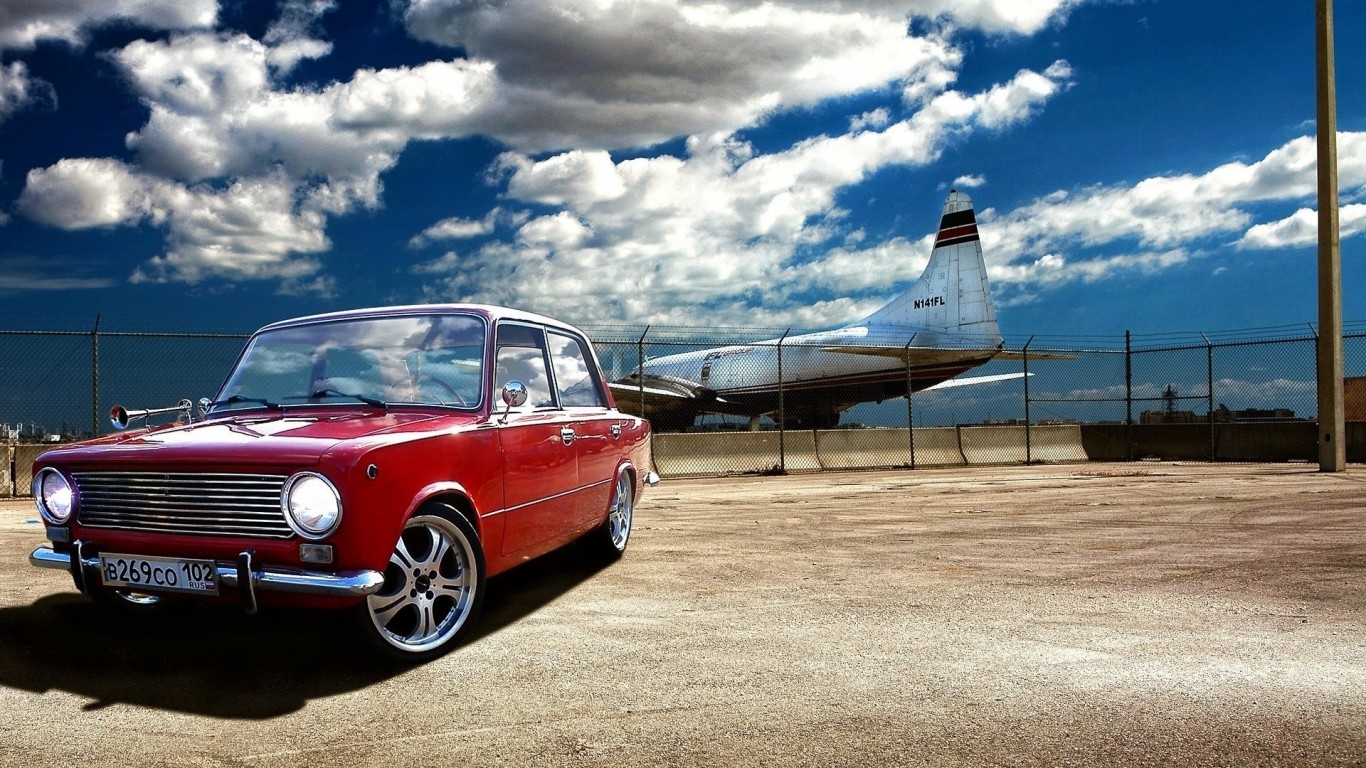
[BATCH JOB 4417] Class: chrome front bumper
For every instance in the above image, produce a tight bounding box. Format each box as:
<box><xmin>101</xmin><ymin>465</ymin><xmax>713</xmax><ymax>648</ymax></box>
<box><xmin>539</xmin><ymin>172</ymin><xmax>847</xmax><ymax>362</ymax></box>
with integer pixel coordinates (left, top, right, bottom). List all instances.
<box><xmin>30</xmin><ymin>544</ymin><xmax>384</xmax><ymax>605</ymax></box>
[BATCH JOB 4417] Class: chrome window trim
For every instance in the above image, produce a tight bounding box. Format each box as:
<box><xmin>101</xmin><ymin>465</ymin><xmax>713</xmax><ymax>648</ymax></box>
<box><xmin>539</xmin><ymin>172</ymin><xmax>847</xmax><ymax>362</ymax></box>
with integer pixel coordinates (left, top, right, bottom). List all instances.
<box><xmin>211</xmin><ymin>310</ymin><xmax>490</xmax><ymax>415</ymax></box>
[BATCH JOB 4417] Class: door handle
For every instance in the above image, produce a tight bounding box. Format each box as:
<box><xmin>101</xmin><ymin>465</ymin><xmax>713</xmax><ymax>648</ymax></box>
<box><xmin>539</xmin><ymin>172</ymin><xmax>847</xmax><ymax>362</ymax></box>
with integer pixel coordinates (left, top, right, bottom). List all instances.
<box><xmin>560</xmin><ymin>427</ymin><xmax>576</xmax><ymax>445</ymax></box>
<box><xmin>611</xmin><ymin>423</ymin><xmax>623</xmax><ymax>439</ymax></box>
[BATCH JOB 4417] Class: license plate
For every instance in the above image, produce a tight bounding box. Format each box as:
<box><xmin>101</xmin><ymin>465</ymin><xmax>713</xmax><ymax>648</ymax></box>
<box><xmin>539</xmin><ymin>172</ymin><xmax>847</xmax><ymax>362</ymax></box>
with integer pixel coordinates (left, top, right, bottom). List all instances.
<box><xmin>99</xmin><ymin>553</ymin><xmax>220</xmax><ymax>596</ymax></box>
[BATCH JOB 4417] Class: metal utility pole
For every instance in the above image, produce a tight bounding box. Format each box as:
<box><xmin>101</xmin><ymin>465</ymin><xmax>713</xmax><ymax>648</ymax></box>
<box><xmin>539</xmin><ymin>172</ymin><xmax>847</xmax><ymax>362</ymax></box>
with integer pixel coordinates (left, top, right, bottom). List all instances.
<box><xmin>1316</xmin><ymin>0</ymin><xmax>1345</xmax><ymax>471</ymax></box>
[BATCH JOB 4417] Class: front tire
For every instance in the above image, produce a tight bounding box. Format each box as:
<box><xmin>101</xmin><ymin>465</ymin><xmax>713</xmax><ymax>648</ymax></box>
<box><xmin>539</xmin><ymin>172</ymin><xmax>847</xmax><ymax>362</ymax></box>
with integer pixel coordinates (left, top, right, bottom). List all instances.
<box><xmin>355</xmin><ymin>507</ymin><xmax>485</xmax><ymax>662</ymax></box>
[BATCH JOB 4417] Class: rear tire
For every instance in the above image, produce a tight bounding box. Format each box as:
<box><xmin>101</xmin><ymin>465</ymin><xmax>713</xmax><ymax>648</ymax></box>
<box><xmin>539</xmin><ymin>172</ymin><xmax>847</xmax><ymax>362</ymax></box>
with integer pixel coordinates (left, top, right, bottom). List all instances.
<box><xmin>353</xmin><ymin>506</ymin><xmax>485</xmax><ymax>663</ymax></box>
<box><xmin>592</xmin><ymin>472</ymin><xmax>635</xmax><ymax>559</ymax></box>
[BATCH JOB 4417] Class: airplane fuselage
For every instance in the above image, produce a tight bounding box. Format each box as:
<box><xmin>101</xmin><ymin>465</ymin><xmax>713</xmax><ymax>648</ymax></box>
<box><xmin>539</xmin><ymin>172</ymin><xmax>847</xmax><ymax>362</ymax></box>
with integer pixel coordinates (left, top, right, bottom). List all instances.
<box><xmin>635</xmin><ymin>326</ymin><xmax>996</xmax><ymax>428</ymax></box>
<box><xmin>610</xmin><ymin>189</ymin><xmax>1010</xmax><ymax>431</ymax></box>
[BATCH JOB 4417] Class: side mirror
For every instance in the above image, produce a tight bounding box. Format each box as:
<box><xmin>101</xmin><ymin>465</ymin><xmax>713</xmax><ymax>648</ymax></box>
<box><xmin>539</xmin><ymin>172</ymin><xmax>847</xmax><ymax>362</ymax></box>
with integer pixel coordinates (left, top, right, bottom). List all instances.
<box><xmin>501</xmin><ymin>381</ymin><xmax>528</xmax><ymax>408</ymax></box>
<box><xmin>499</xmin><ymin>381</ymin><xmax>527</xmax><ymax>423</ymax></box>
<box><xmin>198</xmin><ymin>398</ymin><xmax>211</xmax><ymax>420</ymax></box>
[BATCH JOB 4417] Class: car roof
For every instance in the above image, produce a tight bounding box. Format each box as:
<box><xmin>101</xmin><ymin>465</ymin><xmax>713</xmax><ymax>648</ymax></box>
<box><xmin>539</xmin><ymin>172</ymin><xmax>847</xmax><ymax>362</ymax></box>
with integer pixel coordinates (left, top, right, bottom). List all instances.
<box><xmin>255</xmin><ymin>304</ymin><xmax>589</xmax><ymax>337</ymax></box>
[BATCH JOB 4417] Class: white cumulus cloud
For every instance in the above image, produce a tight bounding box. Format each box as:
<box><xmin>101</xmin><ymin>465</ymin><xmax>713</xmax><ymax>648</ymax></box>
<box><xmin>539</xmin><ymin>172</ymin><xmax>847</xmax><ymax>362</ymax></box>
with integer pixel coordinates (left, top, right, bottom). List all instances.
<box><xmin>1236</xmin><ymin>204</ymin><xmax>1366</xmax><ymax>250</ymax></box>
<box><xmin>402</xmin><ymin>0</ymin><xmax>969</xmax><ymax>152</ymax></box>
<box><xmin>416</xmin><ymin>64</ymin><xmax>1074</xmax><ymax>325</ymax></box>
<box><xmin>964</xmin><ymin>131</ymin><xmax>1366</xmax><ymax>292</ymax></box>
<box><xmin>13</xmin><ymin>0</ymin><xmax>1084</xmax><ymax>299</ymax></box>
<box><xmin>0</xmin><ymin>60</ymin><xmax>54</xmax><ymax>122</ymax></box>
<box><xmin>0</xmin><ymin>0</ymin><xmax>217</xmax><ymax>51</ymax></box>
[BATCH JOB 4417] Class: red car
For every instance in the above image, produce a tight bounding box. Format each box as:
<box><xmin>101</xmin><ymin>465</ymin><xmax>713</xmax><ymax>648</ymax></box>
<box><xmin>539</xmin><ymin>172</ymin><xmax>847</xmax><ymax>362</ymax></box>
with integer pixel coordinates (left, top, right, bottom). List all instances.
<box><xmin>28</xmin><ymin>305</ymin><xmax>656</xmax><ymax>661</ymax></box>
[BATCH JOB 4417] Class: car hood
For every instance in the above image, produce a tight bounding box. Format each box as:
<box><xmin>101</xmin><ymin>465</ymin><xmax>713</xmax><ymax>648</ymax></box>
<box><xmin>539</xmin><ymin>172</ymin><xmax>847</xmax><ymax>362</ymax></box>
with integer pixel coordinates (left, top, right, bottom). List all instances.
<box><xmin>36</xmin><ymin>410</ymin><xmax>483</xmax><ymax>469</ymax></box>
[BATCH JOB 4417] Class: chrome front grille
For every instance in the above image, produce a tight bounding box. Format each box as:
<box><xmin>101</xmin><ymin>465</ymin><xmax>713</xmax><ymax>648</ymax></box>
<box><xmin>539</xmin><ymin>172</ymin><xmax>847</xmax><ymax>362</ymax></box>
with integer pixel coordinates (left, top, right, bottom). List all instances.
<box><xmin>73</xmin><ymin>472</ymin><xmax>293</xmax><ymax>538</ymax></box>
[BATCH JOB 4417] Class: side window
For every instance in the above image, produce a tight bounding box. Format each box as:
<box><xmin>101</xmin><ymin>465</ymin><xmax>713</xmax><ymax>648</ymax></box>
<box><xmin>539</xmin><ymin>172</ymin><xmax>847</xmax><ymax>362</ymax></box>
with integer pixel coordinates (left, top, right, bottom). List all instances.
<box><xmin>548</xmin><ymin>331</ymin><xmax>607</xmax><ymax>408</ymax></box>
<box><xmin>495</xmin><ymin>324</ymin><xmax>555</xmax><ymax>408</ymax></box>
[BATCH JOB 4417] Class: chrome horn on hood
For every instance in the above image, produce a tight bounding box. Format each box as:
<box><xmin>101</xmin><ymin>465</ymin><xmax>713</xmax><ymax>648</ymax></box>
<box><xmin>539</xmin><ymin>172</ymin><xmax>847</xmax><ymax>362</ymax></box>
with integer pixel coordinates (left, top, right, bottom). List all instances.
<box><xmin>110</xmin><ymin>399</ymin><xmax>194</xmax><ymax>430</ymax></box>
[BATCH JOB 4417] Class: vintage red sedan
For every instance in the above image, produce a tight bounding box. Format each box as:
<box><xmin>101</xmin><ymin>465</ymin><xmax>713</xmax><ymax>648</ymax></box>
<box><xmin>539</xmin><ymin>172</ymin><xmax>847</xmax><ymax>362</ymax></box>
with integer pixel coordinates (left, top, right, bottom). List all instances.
<box><xmin>28</xmin><ymin>304</ymin><xmax>656</xmax><ymax>661</ymax></box>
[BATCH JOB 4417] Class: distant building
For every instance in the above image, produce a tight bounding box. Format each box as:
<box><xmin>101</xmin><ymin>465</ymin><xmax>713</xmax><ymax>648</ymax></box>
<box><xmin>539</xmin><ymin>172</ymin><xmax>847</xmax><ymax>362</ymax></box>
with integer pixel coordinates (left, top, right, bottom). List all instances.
<box><xmin>1140</xmin><ymin>405</ymin><xmax>1303</xmax><ymax>425</ymax></box>
<box><xmin>1212</xmin><ymin>405</ymin><xmax>1300</xmax><ymax>423</ymax></box>
<box><xmin>1141</xmin><ymin>409</ymin><xmax>1199</xmax><ymax>425</ymax></box>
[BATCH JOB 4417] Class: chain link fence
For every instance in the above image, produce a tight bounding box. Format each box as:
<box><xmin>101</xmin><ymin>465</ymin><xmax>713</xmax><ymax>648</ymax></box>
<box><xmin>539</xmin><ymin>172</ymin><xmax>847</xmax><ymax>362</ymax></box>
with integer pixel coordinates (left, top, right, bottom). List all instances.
<box><xmin>3</xmin><ymin>320</ymin><xmax>1364</xmax><ymax>492</ymax></box>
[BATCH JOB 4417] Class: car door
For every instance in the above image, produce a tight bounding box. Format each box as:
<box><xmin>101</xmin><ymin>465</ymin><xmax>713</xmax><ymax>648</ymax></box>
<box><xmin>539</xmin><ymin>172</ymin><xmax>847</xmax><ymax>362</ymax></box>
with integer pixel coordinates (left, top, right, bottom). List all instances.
<box><xmin>494</xmin><ymin>322</ymin><xmax>580</xmax><ymax>556</ymax></box>
<box><xmin>546</xmin><ymin>330</ymin><xmax>620</xmax><ymax>526</ymax></box>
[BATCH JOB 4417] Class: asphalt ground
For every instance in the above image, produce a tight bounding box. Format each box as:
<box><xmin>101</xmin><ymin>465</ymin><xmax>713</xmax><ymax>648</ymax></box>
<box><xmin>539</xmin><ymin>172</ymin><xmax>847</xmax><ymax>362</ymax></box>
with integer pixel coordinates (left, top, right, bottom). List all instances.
<box><xmin>1</xmin><ymin>463</ymin><xmax>1363</xmax><ymax>768</ymax></box>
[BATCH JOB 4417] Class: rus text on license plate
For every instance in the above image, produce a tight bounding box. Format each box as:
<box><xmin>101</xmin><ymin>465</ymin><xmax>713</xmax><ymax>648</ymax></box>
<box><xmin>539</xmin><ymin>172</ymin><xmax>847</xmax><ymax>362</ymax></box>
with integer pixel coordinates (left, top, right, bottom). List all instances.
<box><xmin>99</xmin><ymin>553</ymin><xmax>220</xmax><ymax>595</ymax></box>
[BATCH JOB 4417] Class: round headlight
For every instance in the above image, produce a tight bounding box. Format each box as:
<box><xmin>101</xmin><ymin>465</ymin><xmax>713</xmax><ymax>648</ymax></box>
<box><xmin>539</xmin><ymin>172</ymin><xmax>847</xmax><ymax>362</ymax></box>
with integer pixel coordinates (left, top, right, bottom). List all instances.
<box><xmin>34</xmin><ymin>468</ymin><xmax>75</xmax><ymax>524</ymax></box>
<box><xmin>282</xmin><ymin>472</ymin><xmax>342</xmax><ymax>539</ymax></box>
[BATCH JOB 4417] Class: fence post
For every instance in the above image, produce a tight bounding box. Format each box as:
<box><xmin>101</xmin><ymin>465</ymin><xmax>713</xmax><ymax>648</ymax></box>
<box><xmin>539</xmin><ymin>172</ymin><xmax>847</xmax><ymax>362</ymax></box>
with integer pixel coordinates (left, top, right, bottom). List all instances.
<box><xmin>1023</xmin><ymin>336</ymin><xmax>1034</xmax><ymax>464</ymax></box>
<box><xmin>1202</xmin><ymin>332</ymin><xmax>1214</xmax><ymax>462</ymax></box>
<box><xmin>777</xmin><ymin>329</ymin><xmax>789</xmax><ymax>473</ymax></box>
<box><xmin>91</xmin><ymin>314</ymin><xmax>101</xmax><ymax>440</ymax></box>
<box><xmin>636</xmin><ymin>325</ymin><xmax>650</xmax><ymax>420</ymax></box>
<box><xmin>1124</xmin><ymin>330</ymin><xmax>1133</xmax><ymax>461</ymax></box>
<box><xmin>904</xmin><ymin>340</ymin><xmax>915</xmax><ymax>469</ymax></box>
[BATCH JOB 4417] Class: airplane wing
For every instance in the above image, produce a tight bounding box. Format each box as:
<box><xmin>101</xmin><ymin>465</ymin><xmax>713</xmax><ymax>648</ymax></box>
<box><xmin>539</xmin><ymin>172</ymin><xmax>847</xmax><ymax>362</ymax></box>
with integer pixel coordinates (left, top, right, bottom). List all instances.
<box><xmin>990</xmin><ymin>350</ymin><xmax>1077</xmax><ymax>361</ymax></box>
<box><xmin>608</xmin><ymin>374</ymin><xmax>751</xmax><ymax>419</ymax></box>
<box><xmin>607</xmin><ymin>376</ymin><xmax>703</xmax><ymax>403</ymax></box>
<box><xmin>920</xmin><ymin>372</ymin><xmax>1030</xmax><ymax>392</ymax></box>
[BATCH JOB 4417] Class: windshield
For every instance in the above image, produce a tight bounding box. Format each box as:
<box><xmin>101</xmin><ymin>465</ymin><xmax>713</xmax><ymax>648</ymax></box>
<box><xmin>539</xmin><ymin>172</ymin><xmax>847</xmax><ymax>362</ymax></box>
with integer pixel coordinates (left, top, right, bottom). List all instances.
<box><xmin>214</xmin><ymin>314</ymin><xmax>486</xmax><ymax>413</ymax></box>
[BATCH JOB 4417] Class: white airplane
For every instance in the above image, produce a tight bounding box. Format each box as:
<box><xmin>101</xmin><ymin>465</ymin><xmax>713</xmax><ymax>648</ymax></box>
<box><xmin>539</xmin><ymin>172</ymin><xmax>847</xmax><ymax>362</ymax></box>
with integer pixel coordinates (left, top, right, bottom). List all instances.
<box><xmin>609</xmin><ymin>189</ymin><xmax>1045</xmax><ymax>431</ymax></box>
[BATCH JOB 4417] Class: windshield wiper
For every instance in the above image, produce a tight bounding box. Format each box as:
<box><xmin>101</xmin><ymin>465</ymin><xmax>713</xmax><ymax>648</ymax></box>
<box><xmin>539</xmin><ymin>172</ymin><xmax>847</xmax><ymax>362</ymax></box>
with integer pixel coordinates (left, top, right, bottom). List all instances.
<box><xmin>284</xmin><ymin>389</ymin><xmax>387</xmax><ymax>409</ymax></box>
<box><xmin>207</xmin><ymin>395</ymin><xmax>282</xmax><ymax>411</ymax></box>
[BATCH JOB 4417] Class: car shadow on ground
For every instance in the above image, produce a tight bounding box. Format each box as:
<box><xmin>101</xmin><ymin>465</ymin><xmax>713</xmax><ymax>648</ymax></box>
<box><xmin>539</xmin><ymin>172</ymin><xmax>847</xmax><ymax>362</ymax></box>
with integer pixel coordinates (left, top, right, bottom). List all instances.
<box><xmin>0</xmin><ymin>540</ymin><xmax>614</xmax><ymax>719</ymax></box>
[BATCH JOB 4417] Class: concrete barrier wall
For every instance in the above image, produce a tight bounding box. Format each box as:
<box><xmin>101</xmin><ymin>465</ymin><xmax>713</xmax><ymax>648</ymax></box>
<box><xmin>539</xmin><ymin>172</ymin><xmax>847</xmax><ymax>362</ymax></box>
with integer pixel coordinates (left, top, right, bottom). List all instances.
<box><xmin>1078</xmin><ymin>425</ymin><xmax>1128</xmax><ymax>461</ymax></box>
<box><xmin>653</xmin><ymin>425</ymin><xmax>1090</xmax><ymax>478</ymax></box>
<box><xmin>780</xmin><ymin>431</ymin><xmax>821</xmax><ymax>473</ymax></box>
<box><xmin>960</xmin><ymin>426</ymin><xmax>1027</xmax><ymax>465</ymax></box>
<box><xmin>653</xmin><ymin>431</ymin><xmax>822</xmax><ymax>477</ymax></box>
<box><xmin>1079</xmin><ymin>423</ymin><xmax>1332</xmax><ymax>463</ymax></box>
<box><xmin>13</xmin><ymin>444</ymin><xmax>47</xmax><ymax>495</ymax></box>
<box><xmin>1</xmin><ymin>445</ymin><xmax>11</xmax><ymax>495</ymax></box>
<box><xmin>652</xmin><ymin>426</ymin><xmax>978</xmax><ymax>477</ymax></box>
<box><xmin>1027</xmin><ymin>425</ymin><xmax>1090</xmax><ymax>463</ymax></box>
<box><xmin>1135</xmin><ymin>425</ymin><xmax>1218</xmax><ymax>462</ymax></box>
<box><xmin>653</xmin><ymin>432</ymin><xmax>780</xmax><ymax>477</ymax></box>
<box><xmin>814</xmin><ymin>429</ymin><xmax>913</xmax><ymax>470</ymax></box>
<box><xmin>1215</xmin><ymin>423</ymin><xmax>1318</xmax><ymax>463</ymax></box>
<box><xmin>911</xmin><ymin>427</ymin><xmax>966</xmax><ymax>467</ymax></box>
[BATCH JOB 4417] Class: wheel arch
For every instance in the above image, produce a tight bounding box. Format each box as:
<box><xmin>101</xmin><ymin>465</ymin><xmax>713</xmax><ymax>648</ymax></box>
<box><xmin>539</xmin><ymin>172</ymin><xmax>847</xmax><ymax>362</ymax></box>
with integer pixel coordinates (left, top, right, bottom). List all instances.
<box><xmin>615</xmin><ymin>460</ymin><xmax>639</xmax><ymax>500</ymax></box>
<box><xmin>405</xmin><ymin>482</ymin><xmax>482</xmax><ymax>539</ymax></box>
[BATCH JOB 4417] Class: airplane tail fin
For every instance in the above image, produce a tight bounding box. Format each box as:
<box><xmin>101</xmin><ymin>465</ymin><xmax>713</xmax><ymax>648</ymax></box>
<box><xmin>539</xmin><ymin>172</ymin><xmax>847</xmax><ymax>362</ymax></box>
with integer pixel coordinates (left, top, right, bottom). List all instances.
<box><xmin>854</xmin><ymin>190</ymin><xmax>1001</xmax><ymax>347</ymax></box>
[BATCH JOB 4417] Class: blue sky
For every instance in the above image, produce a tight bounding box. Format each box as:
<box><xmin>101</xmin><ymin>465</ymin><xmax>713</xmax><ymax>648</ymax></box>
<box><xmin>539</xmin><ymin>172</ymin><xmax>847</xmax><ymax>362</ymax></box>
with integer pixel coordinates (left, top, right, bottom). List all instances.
<box><xmin>0</xmin><ymin>0</ymin><xmax>1362</xmax><ymax>343</ymax></box>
